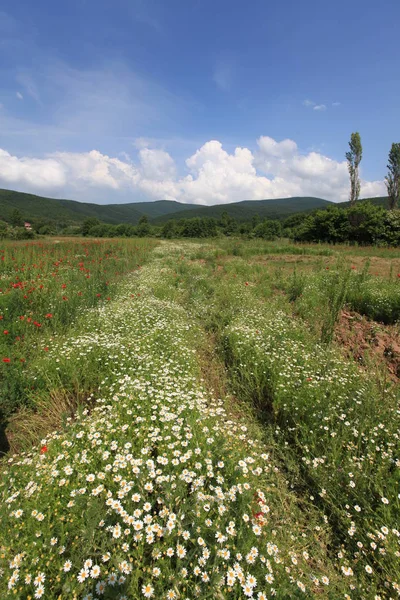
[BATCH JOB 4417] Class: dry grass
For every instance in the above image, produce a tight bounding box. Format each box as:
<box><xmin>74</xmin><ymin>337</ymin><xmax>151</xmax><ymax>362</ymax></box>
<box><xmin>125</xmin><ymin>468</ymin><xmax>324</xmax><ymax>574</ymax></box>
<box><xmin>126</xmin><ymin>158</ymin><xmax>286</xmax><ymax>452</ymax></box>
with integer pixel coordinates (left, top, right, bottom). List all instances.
<box><xmin>6</xmin><ymin>388</ymin><xmax>88</xmax><ymax>453</ymax></box>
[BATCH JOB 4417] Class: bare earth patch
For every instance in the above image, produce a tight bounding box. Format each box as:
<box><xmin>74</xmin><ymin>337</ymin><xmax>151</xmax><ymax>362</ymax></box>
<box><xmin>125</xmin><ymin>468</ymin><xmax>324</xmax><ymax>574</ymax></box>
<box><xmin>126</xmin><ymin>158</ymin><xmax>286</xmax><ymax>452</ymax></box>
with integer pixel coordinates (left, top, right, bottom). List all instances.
<box><xmin>335</xmin><ymin>310</ymin><xmax>400</xmax><ymax>380</ymax></box>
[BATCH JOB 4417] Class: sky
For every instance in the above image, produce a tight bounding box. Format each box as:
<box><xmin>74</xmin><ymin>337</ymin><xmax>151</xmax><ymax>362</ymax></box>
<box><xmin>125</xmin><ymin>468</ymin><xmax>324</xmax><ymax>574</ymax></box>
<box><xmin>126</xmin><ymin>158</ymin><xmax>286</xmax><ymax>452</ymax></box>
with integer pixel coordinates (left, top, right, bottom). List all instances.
<box><xmin>0</xmin><ymin>0</ymin><xmax>399</xmax><ymax>205</ymax></box>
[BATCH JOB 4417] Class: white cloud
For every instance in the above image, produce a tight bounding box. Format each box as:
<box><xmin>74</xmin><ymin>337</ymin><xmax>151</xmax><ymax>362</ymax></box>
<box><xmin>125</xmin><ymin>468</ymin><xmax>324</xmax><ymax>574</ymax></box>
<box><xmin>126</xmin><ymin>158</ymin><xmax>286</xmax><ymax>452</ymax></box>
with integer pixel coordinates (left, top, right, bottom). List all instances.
<box><xmin>16</xmin><ymin>92</ymin><xmax>23</xmax><ymax>100</ymax></box>
<box><xmin>0</xmin><ymin>136</ymin><xmax>386</xmax><ymax>205</ymax></box>
<box><xmin>303</xmin><ymin>100</ymin><xmax>328</xmax><ymax>111</ymax></box>
<box><xmin>0</xmin><ymin>149</ymin><xmax>66</xmax><ymax>190</ymax></box>
<box><xmin>332</xmin><ymin>102</ymin><xmax>341</xmax><ymax>107</ymax></box>
<box><xmin>139</xmin><ymin>148</ymin><xmax>176</xmax><ymax>182</ymax></box>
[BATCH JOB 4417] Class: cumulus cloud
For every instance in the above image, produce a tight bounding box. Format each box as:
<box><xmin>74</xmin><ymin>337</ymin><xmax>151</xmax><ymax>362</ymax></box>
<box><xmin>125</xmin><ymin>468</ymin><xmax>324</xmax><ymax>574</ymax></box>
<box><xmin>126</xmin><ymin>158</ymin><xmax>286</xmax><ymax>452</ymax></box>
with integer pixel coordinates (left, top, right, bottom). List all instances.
<box><xmin>313</xmin><ymin>104</ymin><xmax>326</xmax><ymax>111</ymax></box>
<box><xmin>0</xmin><ymin>149</ymin><xmax>66</xmax><ymax>190</ymax></box>
<box><xmin>0</xmin><ymin>136</ymin><xmax>386</xmax><ymax>205</ymax></box>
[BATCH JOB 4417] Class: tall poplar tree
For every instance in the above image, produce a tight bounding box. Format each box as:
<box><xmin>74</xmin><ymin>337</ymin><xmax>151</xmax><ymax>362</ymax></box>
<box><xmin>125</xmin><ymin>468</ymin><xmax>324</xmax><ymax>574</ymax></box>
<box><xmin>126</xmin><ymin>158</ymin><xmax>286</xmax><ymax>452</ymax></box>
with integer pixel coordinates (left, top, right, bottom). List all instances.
<box><xmin>385</xmin><ymin>143</ymin><xmax>400</xmax><ymax>210</ymax></box>
<box><xmin>346</xmin><ymin>132</ymin><xmax>362</xmax><ymax>205</ymax></box>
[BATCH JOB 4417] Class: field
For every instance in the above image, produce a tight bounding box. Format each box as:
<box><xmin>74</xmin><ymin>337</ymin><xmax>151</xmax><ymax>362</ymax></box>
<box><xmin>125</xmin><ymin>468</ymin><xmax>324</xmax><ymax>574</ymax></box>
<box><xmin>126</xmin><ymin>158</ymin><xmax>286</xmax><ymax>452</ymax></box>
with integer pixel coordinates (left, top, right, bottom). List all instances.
<box><xmin>0</xmin><ymin>237</ymin><xmax>399</xmax><ymax>599</ymax></box>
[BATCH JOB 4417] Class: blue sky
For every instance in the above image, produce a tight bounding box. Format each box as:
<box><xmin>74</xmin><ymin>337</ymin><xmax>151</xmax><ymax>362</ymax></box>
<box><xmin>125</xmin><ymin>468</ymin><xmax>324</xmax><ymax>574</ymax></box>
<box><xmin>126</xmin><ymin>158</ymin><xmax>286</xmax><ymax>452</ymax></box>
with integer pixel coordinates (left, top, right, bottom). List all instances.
<box><xmin>0</xmin><ymin>0</ymin><xmax>398</xmax><ymax>204</ymax></box>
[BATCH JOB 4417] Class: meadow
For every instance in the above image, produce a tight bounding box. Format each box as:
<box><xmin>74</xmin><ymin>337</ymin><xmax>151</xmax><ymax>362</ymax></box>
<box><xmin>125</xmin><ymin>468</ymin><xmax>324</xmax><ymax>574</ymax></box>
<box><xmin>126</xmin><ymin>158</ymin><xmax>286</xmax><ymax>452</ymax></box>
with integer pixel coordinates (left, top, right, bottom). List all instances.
<box><xmin>0</xmin><ymin>237</ymin><xmax>399</xmax><ymax>599</ymax></box>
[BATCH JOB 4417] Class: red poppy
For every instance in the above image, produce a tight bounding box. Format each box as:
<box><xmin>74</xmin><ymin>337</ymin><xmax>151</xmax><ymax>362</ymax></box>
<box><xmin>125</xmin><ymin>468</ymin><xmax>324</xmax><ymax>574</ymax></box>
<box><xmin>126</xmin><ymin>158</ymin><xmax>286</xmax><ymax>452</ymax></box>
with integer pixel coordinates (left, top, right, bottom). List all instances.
<box><xmin>40</xmin><ymin>445</ymin><xmax>48</xmax><ymax>454</ymax></box>
<box><xmin>2</xmin><ymin>358</ymin><xmax>10</xmax><ymax>363</ymax></box>
<box><xmin>45</xmin><ymin>313</ymin><xmax>53</xmax><ymax>318</ymax></box>
<box><xmin>61</xmin><ymin>284</ymin><xmax>67</xmax><ymax>289</ymax></box>
<box><xmin>245</xmin><ymin>282</ymin><xmax>249</xmax><ymax>286</ymax></box>
<box><xmin>3</xmin><ymin>330</ymin><xmax>9</xmax><ymax>335</ymax></box>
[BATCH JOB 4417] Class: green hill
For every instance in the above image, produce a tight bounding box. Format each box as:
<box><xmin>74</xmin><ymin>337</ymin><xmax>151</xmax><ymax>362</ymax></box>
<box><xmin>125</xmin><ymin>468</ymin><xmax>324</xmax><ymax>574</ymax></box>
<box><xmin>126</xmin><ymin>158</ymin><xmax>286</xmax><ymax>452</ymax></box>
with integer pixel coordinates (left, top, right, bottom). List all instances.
<box><xmin>0</xmin><ymin>187</ymin><xmax>390</xmax><ymax>228</ymax></box>
<box><xmin>337</xmin><ymin>196</ymin><xmax>388</xmax><ymax>209</ymax></box>
<box><xmin>132</xmin><ymin>200</ymin><xmax>198</xmax><ymax>218</ymax></box>
<box><xmin>0</xmin><ymin>189</ymin><xmax>200</xmax><ymax>225</ymax></box>
<box><xmin>152</xmin><ymin>197</ymin><xmax>333</xmax><ymax>223</ymax></box>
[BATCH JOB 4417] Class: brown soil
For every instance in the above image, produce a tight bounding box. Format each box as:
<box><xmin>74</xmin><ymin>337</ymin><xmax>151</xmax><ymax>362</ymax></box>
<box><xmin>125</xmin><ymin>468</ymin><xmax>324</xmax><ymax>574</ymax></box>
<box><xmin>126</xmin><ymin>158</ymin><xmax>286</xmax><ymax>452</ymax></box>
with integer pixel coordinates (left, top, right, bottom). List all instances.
<box><xmin>335</xmin><ymin>310</ymin><xmax>400</xmax><ymax>381</ymax></box>
<box><xmin>251</xmin><ymin>254</ymin><xmax>400</xmax><ymax>279</ymax></box>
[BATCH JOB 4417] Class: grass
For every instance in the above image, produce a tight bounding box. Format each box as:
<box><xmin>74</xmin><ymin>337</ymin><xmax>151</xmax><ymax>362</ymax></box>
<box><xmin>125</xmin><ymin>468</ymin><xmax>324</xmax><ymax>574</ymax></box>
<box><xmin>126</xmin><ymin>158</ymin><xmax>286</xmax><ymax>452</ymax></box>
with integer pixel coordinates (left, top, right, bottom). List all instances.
<box><xmin>0</xmin><ymin>237</ymin><xmax>399</xmax><ymax>599</ymax></box>
<box><xmin>0</xmin><ymin>238</ymin><xmax>156</xmax><ymax>450</ymax></box>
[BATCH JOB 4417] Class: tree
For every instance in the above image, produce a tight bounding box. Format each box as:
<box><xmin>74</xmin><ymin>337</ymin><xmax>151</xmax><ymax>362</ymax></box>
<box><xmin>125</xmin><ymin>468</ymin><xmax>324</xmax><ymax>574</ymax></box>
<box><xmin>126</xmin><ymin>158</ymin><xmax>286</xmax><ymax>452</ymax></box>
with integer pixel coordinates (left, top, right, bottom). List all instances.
<box><xmin>253</xmin><ymin>219</ymin><xmax>282</xmax><ymax>240</ymax></box>
<box><xmin>137</xmin><ymin>215</ymin><xmax>151</xmax><ymax>237</ymax></box>
<box><xmin>385</xmin><ymin>143</ymin><xmax>400</xmax><ymax>210</ymax></box>
<box><xmin>162</xmin><ymin>220</ymin><xmax>177</xmax><ymax>239</ymax></box>
<box><xmin>10</xmin><ymin>209</ymin><xmax>24</xmax><ymax>227</ymax></box>
<box><xmin>346</xmin><ymin>132</ymin><xmax>362</xmax><ymax>206</ymax></box>
<box><xmin>81</xmin><ymin>217</ymin><xmax>100</xmax><ymax>236</ymax></box>
<box><xmin>219</xmin><ymin>211</ymin><xmax>238</xmax><ymax>236</ymax></box>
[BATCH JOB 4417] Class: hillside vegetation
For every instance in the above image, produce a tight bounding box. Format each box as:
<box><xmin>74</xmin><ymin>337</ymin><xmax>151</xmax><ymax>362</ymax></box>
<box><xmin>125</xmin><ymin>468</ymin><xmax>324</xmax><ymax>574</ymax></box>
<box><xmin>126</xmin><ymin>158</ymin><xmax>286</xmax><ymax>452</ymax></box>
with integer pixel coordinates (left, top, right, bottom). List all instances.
<box><xmin>0</xmin><ymin>187</ymin><xmax>379</xmax><ymax>224</ymax></box>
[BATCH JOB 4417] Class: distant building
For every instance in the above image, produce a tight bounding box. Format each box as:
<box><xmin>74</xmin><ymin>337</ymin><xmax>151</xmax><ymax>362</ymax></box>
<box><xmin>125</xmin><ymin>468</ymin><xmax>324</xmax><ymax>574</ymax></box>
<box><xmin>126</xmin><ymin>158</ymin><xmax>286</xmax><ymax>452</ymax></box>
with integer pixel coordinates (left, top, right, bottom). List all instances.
<box><xmin>24</xmin><ymin>222</ymin><xmax>32</xmax><ymax>230</ymax></box>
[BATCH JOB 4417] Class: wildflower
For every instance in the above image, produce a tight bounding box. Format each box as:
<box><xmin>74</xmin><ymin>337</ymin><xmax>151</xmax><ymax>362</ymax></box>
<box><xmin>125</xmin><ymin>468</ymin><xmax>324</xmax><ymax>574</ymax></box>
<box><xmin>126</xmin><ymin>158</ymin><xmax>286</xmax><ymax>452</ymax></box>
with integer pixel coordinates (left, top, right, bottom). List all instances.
<box><xmin>34</xmin><ymin>572</ymin><xmax>45</xmax><ymax>586</ymax></box>
<box><xmin>63</xmin><ymin>561</ymin><xmax>72</xmax><ymax>572</ymax></box>
<box><xmin>34</xmin><ymin>585</ymin><xmax>45</xmax><ymax>598</ymax></box>
<box><xmin>142</xmin><ymin>583</ymin><xmax>154</xmax><ymax>597</ymax></box>
<box><xmin>90</xmin><ymin>565</ymin><xmax>101</xmax><ymax>578</ymax></box>
<box><xmin>77</xmin><ymin>568</ymin><xmax>90</xmax><ymax>583</ymax></box>
<box><xmin>96</xmin><ymin>580</ymin><xmax>106</xmax><ymax>594</ymax></box>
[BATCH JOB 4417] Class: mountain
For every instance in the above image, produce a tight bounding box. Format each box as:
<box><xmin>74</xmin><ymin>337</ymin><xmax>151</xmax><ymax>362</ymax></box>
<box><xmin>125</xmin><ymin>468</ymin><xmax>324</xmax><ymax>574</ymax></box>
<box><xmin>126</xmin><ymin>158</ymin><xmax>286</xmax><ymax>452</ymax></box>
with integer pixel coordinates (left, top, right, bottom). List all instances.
<box><xmin>152</xmin><ymin>197</ymin><xmax>333</xmax><ymax>223</ymax></box>
<box><xmin>132</xmin><ymin>200</ymin><xmax>198</xmax><ymax>218</ymax></box>
<box><xmin>0</xmin><ymin>189</ymin><xmax>198</xmax><ymax>225</ymax></box>
<box><xmin>0</xmin><ymin>187</ymin><xmax>390</xmax><ymax>228</ymax></box>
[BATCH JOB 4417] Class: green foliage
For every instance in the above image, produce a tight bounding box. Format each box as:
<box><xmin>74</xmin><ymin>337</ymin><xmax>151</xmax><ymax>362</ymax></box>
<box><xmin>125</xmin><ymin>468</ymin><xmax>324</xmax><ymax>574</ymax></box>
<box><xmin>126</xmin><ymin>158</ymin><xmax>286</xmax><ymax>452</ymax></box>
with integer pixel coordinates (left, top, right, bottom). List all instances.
<box><xmin>0</xmin><ymin>220</ymin><xmax>9</xmax><ymax>238</ymax></box>
<box><xmin>161</xmin><ymin>219</ymin><xmax>177</xmax><ymax>238</ymax></box>
<box><xmin>253</xmin><ymin>219</ymin><xmax>282</xmax><ymax>240</ymax></box>
<box><xmin>81</xmin><ymin>217</ymin><xmax>101</xmax><ymax>236</ymax></box>
<box><xmin>385</xmin><ymin>142</ymin><xmax>400</xmax><ymax>210</ymax></box>
<box><xmin>10</xmin><ymin>208</ymin><xmax>24</xmax><ymax>227</ymax></box>
<box><xmin>346</xmin><ymin>132</ymin><xmax>362</xmax><ymax>205</ymax></box>
<box><xmin>137</xmin><ymin>215</ymin><xmax>151</xmax><ymax>237</ymax></box>
<box><xmin>292</xmin><ymin>202</ymin><xmax>399</xmax><ymax>246</ymax></box>
<box><xmin>180</xmin><ymin>216</ymin><xmax>218</xmax><ymax>237</ymax></box>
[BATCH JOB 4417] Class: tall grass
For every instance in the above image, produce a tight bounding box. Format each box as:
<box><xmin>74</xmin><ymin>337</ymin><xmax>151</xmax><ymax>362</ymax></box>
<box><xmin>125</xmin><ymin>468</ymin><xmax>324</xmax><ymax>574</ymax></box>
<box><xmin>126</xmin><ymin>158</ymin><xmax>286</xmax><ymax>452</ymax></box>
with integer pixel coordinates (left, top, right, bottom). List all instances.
<box><xmin>0</xmin><ymin>238</ymin><xmax>156</xmax><ymax>434</ymax></box>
